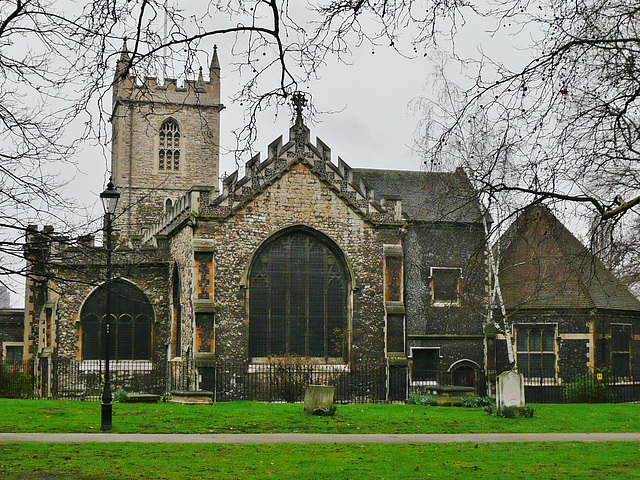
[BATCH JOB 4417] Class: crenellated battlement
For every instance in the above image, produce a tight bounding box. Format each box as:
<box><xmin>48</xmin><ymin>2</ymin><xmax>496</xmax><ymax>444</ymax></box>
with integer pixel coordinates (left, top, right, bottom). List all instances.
<box><xmin>113</xmin><ymin>43</ymin><xmax>221</xmax><ymax>108</ymax></box>
<box><xmin>196</xmin><ymin>115</ymin><xmax>400</xmax><ymax>224</ymax></box>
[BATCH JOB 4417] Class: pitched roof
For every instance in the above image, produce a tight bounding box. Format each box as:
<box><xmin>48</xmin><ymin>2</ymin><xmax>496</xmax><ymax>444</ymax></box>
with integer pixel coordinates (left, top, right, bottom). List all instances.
<box><xmin>352</xmin><ymin>167</ymin><xmax>485</xmax><ymax>223</ymax></box>
<box><xmin>497</xmin><ymin>205</ymin><xmax>640</xmax><ymax>311</ymax></box>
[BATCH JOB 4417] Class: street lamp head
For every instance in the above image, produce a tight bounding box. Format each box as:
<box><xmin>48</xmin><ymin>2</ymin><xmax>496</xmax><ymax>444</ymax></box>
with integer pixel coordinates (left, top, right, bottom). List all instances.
<box><xmin>100</xmin><ymin>178</ymin><xmax>120</xmax><ymax>215</ymax></box>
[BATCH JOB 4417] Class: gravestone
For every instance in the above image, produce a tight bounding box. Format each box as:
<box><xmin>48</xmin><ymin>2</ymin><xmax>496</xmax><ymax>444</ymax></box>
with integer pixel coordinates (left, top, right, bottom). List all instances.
<box><xmin>496</xmin><ymin>370</ymin><xmax>525</xmax><ymax>409</ymax></box>
<box><xmin>424</xmin><ymin>385</ymin><xmax>475</xmax><ymax>406</ymax></box>
<box><xmin>303</xmin><ymin>385</ymin><xmax>335</xmax><ymax>414</ymax></box>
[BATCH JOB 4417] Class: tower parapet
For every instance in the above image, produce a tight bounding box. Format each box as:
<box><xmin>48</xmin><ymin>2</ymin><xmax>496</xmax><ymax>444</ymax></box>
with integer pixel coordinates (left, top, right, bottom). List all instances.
<box><xmin>113</xmin><ymin>42</ymin><xmax>221</xmax><ymax>108</ymax></box>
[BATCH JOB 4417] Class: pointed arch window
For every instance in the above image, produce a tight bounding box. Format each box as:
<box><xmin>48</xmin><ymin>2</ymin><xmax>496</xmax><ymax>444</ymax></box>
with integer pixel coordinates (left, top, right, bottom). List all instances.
<box><xmin>249</xmin><ymin>229</ymin><xmax>349</xmax><ymax>360</ymax></box>
<box><xmin>81</xmin><ymin>279</ymin><xmax>154</xmax><ymax>360</ymax></box>
<box><xmin>159</xmin><ymin>119</ymin><xmax>180</xmax><ymax>171</ymax></box>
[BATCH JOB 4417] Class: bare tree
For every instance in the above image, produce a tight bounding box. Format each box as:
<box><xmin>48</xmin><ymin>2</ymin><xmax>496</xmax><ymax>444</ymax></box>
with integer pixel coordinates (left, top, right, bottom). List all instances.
<box><xmin>6</xmin><ymin>1</ymin><xmax>638</xmax><ymax>294</ymax></box>
<box><xmin>1</xmin><ymin>0</ymin><xmax>481</xmax><ymax>291</ymax></box>
<box><xmin>422</xmin><ymin>1</ymin><xmax>640</xmax><ymax>224</ymax></box>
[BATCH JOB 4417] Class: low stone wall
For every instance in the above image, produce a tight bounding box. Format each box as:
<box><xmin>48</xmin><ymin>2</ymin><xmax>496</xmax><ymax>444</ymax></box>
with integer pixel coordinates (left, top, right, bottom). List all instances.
<box><xmin>423</xmin><ymin>385</ymin><xmax>475</xmax><ymax>406</ymax></box>
<box><xmin>169</xmin><ymin>390</ymin><xmax>213</xmax><ymax>404</ymax></box>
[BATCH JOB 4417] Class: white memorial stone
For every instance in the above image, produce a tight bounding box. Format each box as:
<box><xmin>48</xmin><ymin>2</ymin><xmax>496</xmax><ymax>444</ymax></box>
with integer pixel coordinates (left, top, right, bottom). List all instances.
<box><xmin>497</xmin><ymin>370</ymin><xmax>525</xmax><ymax>409</ymax></box>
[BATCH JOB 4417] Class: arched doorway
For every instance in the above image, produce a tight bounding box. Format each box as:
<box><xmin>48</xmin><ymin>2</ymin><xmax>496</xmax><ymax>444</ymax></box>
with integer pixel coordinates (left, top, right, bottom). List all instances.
<box><xmin>81</xmin><ymin>279</ymin><xmax>154</xmax><ymax>360</ymax></box>
<box><xmin>450</xmin><ymin>360</ymin><xmax>480</xmax><ymax>388</ymax></box>
<box><xmin>248</xmin><ymin>228</ymin><xmax>350</xmax><ymax>360</ymax></box>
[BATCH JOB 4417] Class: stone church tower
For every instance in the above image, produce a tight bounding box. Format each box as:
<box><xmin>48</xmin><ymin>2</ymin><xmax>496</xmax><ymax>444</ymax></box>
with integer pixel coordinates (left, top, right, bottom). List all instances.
<box><xmin>110</xmin><ymin>43</ymin><xmax>224</xmax><ymax>238</ymax></box>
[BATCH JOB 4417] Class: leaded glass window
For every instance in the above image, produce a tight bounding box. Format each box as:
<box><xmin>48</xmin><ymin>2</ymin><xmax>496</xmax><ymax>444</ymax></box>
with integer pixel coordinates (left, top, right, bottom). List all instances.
<box><xmin>411</xmin><ymin>348</ymin><xmax>439</xmax><ymax>383</ymax></box>
<box><xmin>611</xmin><ymin>324</ymin><xmax>631</xmax><ymax>377</ymax></box>
<box><xmin>81</xmin><ymin>279</ymin><xmax>154</xmax><ymax>360</ymax></box>
<box><xmin>249</xmin><ymin>230</ymin><xmax>349</xmax><ymax>359</ymax></box>
<box><xmin>516</xmin><ymin>325</ymin><xmax>556</xmax><ymax>377</ymax></box>
<box><xmin>431</xmin><ymin>267</ymin><xmax>461</xmax><ymax>305</ymax></box>
<box><xmin>159</xmin><ymin>119</ymin><xmax>180</xmax><ymax>171</ymax></box>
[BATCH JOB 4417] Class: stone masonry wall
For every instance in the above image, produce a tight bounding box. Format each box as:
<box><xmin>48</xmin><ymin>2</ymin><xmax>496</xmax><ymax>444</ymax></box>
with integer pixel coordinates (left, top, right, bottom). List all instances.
<box><xmin>169</xmin><ymin>226</ymin><xmax>195</xmax><ymax>358</ymax></box>
<box><xmin>195</xmin><ymin>163</ymin><xmax>397</xmax><ymax>363</ymax></box>
<box><xmin>495</xmin><ymin>309</ymin><xmax>599</xmax><ymax>376</ymax></box>
<box><xmin>0</xmin><ymin>310</ymin><xmax>24</xmax><ymax>360</ymax></box>
<box><xmin>27</xmin><ymin>238</ymin><xmax>173</xmax><ymax>362</ymax></box>
<box><xmin>51</xmin><ymin>262</ymin><xmax>171</xmax><ymax>361</ymax></box>
<box><xmin>112</xmin><ymin>100</ymin><xmax>220</xmax><ymax>238</ymax></box>
<box><xmin>405</xmin><ymin>223</ymin><xmax>488</xmax><ymax>370</ymax></box>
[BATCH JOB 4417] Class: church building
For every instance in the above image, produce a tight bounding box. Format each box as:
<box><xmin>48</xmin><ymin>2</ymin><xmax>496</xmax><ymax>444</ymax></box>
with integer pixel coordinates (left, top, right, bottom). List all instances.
<box><xmin>20</xmin><ymin>45</ymin><xmax>493</xmax><ymax>395</ymax></box>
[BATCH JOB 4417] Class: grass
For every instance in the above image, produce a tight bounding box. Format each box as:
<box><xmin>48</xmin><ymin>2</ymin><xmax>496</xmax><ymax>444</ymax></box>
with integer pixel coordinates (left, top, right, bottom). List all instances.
<box><xmin>2</xmin><ymin>400</ymin><xmax>639</xmax><ymax>479</ymax></box>
<box><xmin>0</xmin><ymin>399</ymin><xmax>639</xmax><ymax>434</ymax></box>
<box><xmin>1</xmin><ymin>442</ymin><xmax>640</xmax><ymax>479</ymax></box>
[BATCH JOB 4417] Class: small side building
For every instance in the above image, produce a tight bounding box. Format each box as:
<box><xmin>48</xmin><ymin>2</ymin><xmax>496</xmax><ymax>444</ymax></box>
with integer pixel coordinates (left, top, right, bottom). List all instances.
<box><xmin>493</xmin><ymin>205</ymin><xmax>640</xmax><ymax>386</ymax></box>
<box><xmin>0</xmin><ymin>308</ymin><xmax>25</xmax><ymax>363</ymax></box>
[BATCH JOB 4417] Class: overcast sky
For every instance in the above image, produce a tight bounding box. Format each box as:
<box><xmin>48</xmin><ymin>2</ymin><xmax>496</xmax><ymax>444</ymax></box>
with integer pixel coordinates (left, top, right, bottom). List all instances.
<box><xmin>67</xmin><ymin>5</ymin><xmax>529</xmax><ymax>215</ymax></box>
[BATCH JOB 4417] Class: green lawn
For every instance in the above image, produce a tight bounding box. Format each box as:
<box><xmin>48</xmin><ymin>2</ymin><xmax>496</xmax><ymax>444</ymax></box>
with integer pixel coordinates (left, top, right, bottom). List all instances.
<box><xmin>2</xmin><ymin>401</ymin><xmax>639</xmax><ymax>479</ymax></box>
<box><xmin>0</xmin><ymin>399</ymin><xmax>639</xmax><ymax>434</ymax></box>
<box><xmin>1</xmin><ymin>442</ymin><xmax>639</xmax><ymax>479</ymax></box>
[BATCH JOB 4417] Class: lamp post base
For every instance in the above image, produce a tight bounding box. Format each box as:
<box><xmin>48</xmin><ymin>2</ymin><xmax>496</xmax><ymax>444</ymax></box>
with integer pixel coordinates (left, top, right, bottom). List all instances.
<box><xmin>101</xmin><ymin>402</ymin><xmax>113</xmax><ymax>431</ymax></box>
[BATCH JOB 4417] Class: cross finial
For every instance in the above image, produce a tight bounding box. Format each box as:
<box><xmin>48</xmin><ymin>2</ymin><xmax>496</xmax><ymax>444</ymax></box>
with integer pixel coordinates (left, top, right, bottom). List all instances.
<box><xmin>291</xmin><ymin>92</ymin><xmax>307</xmax><ymax>124</ymax></box>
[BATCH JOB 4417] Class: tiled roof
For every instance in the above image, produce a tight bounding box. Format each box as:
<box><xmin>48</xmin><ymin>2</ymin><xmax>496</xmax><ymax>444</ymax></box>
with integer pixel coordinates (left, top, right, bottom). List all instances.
<box><xmin>497</xmin><ymin>205</ymin><xmax>640</xmax><ymax>311</ymax></box>
<box><xmin>352</xmin><ymin>167</ymin><xmax>485</xmax><ymax>223</ymax></box>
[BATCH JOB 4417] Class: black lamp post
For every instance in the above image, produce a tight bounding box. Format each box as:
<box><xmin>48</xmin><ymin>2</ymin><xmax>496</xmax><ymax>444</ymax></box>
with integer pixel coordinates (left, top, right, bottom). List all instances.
<box><xmin>100</xmin><ymin>178</ymin><xmax>120</xmax><ymax>431</ymax></box>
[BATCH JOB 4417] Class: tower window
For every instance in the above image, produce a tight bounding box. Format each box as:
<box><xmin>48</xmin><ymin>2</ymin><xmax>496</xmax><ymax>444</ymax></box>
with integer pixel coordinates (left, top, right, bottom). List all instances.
<box><xmin>159</xmin><ymin>119</ymin><xmax>180</xmax><ymax>172</ymax></box>
<box><xmin>430</xmin><ymin>267</ymin><xmax>461</xmax><ymax>306</ymax></box>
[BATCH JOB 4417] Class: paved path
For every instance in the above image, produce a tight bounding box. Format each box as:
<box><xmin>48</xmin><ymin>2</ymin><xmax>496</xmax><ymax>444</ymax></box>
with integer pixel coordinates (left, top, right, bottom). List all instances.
<box><xmin>2</xmin><ymin>432</ymin><xmax>640</xmax><ymax>443</ymax></box>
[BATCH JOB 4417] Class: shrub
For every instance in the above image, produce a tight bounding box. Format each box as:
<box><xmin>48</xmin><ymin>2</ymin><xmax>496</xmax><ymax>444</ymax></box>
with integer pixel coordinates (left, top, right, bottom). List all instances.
<box><xmin>498</xmin><ymin>406</ymin><xmax>516</xmax><ymax>418</ymax></box>
<box><xmin>563</xmin><ymin>369</ymin><xmax>614</xmax><ymax>403</ymax></box>
<box><xmin>483</xmin><ymin>404</ymin><xmax>496</xmax><ymax>416</ymax></box>
<box><xmin>0</xmin><ymin>364</ymin><xmax>33</xmax><ymax>398</ymax></box>
<box><xmin>407</xmin><ymin>392</ymin><xmax>437</xmax><ymax>406</ymax></box>
<box><xmin>462</xmin><ymin>395</ymin><xmax>494</xmax><ymax>408</ymax></box>
<box><xmin>113</xmin><ymin>388</ymin><xmax>128</xmax><ymax>403</ymax></box>
<box><xmin>312</xmin><ymin>405</ymin><xmax>337</xmax><ymax>416</ymax></box>
<box><xmin>270</xmin><ymin>356</ymin><xmax>318</xmax><ymax>403</ymax></box>
<box><xmin>484</xmin><ymin>404</ymin><xmax>535</xmax><ymax>418</ymax></box>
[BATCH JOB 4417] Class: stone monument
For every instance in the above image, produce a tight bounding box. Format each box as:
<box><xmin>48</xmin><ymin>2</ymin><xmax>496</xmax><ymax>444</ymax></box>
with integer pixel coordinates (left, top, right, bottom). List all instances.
<box><xmin>496</xmin><ymin>370</ymin><xmax>525</xmax><ymax>409</ymax></box>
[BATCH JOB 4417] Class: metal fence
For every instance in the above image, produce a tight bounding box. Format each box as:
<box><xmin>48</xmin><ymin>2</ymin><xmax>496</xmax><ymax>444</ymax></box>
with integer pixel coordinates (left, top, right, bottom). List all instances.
<box><xmin>3</xmin><ymin>359</ymin><xmax>640</xmax><ymax>404</ymax></box>
<box><xmin>195</xmin><ymin>362</ymin><xmax>390</xmax><ymax>403</ymax></box>
<box><xmin>1</xmin><ymin>359</ymin><xmax>396</xmax><ymax>403</ymax></box>
<box><xmin>524</xmin><ymin>370</ymin><xmax>640</xmax><ymax>403</ymax></box>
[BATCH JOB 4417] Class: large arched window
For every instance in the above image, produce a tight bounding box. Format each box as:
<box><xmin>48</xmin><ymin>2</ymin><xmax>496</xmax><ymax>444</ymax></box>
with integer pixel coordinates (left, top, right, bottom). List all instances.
<box><xmin>81</xmin><ymin>279</ymin><xmax>154</xmax><ymax>360</ymax></box>
<box><xmin>249</xmin><ymin>229</ymin><xmax>349</xmax><ymax>359</ymax></box>
<box><xmin>159</xmin><ymin>119</ymin><xmax>180</xmax><ymax>171</ymax></box>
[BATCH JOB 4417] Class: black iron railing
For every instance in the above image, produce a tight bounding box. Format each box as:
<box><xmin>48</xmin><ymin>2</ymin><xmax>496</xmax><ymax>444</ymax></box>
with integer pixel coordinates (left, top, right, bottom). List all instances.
<box><xmin>3</xmin><ymin>359</ymin><xmax>640</xmax><ymax>404</ymax></box>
